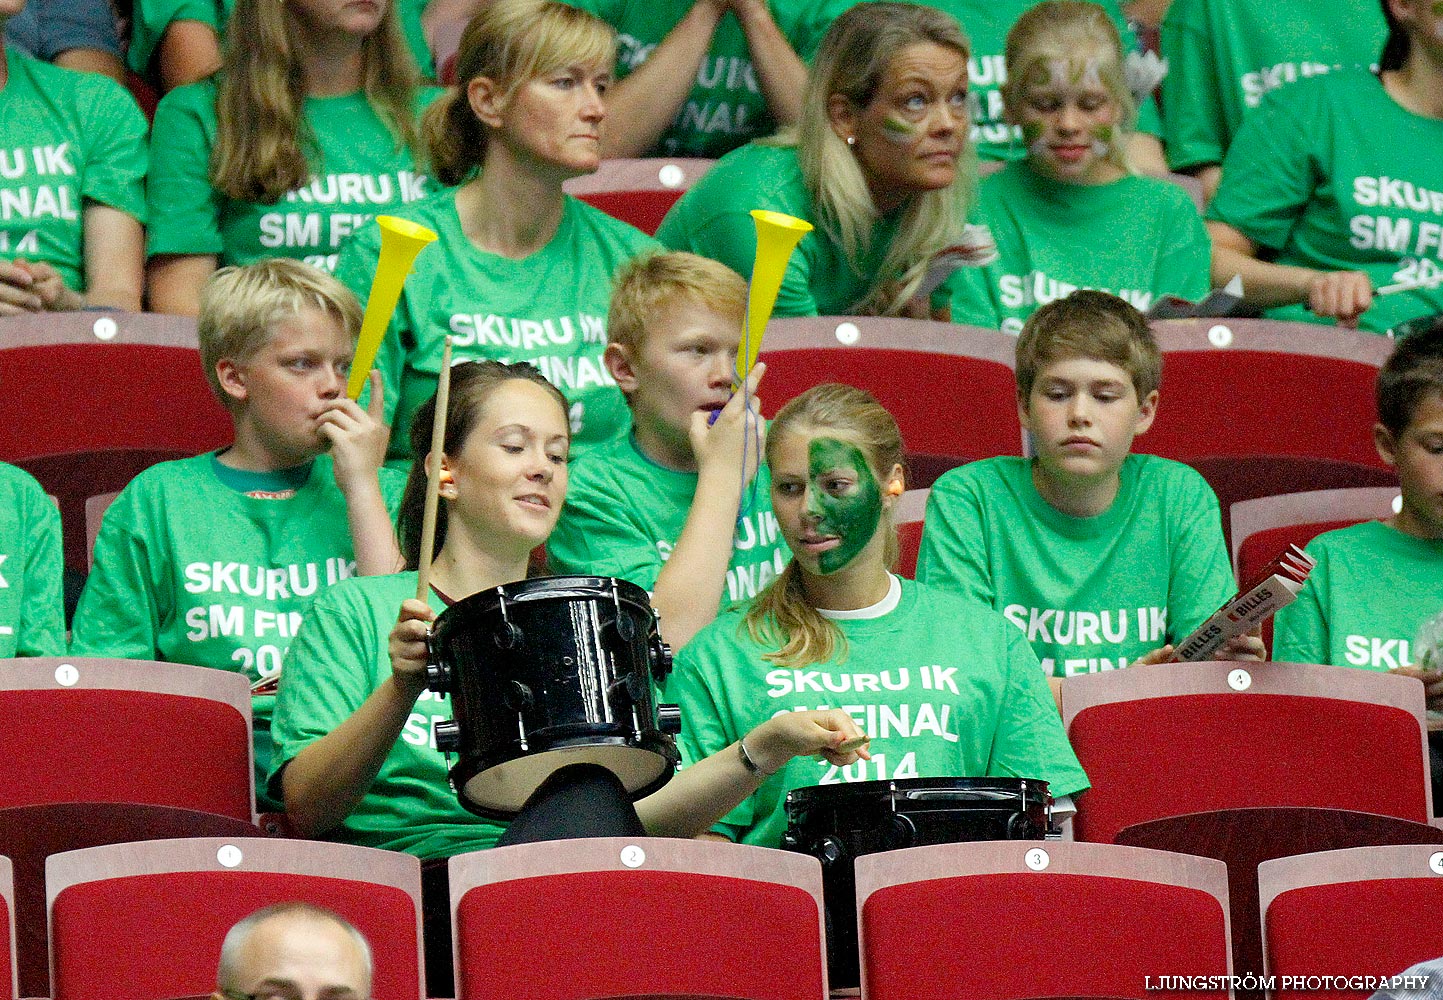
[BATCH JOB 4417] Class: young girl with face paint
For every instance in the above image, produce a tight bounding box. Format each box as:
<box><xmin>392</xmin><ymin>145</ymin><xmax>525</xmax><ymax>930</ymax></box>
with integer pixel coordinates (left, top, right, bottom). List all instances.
<box><xmin>670</xmin><ymin>383</ymin><xmax>1090</xmax><ymax>849</ymax></box>
<box><xmin>948</xmin><ymin>1</ymin><xmax>1211</xmax><ymax>334</ymax></box>
<box><xmin>1206</xmin><ymin>0</ymin><xmax>1443</xmax><ymax>333</ymax></box>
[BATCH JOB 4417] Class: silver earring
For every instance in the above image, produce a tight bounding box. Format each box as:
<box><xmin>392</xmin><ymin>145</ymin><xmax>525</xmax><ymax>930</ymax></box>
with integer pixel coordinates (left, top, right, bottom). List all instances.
<box><xmin>846</xmin><ymin>135</ymin><xmax>856</xmax><ymax>146</ymax></box>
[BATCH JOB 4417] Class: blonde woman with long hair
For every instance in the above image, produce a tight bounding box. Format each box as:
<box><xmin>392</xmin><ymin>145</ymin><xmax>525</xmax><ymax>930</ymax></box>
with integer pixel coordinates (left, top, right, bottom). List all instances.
<box><xmin>670</xmin><ymin>383</ymin><xmax>1089</xmax><ymax>849</ymax></box>
<box><xmin>145</xmin><ymin>0</ymin><xmax>441</xmax><ymax>315</ymax></box>
<box><xmin>657</xmin><ymin>2</ymin><xmax>979</xmax><ymax>318</ymax></box>
<box><xmin>949</xmin><ymin>0</ymin><xmax>1210</xmax><ymax>333</ymax></box>
<box><xmin>333</xmin><ymin>0</ymin><xmax>659</xmax><ymax>465</ymax></box>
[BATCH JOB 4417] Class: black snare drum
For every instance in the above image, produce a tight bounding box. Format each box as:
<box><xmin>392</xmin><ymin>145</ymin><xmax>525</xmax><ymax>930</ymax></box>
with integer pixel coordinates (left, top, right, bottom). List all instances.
<box><xmin>426</xmin><ymin>576</ymin><xmax>680</xmax><ymax>818</ymax></box>
<box><xmin>782</xmin><ymin>777</ymin><xmax>1052</xmax><ymax>991</ymax></box>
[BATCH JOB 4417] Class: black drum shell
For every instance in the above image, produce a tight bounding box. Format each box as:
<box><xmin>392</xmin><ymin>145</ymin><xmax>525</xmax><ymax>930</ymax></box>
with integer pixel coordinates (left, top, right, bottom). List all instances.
<box><xmin>429</xmin><ymin>576</ymin><xmax>678</xmax><ymax>819</ymax></box>
<box><xmin>782</xmin><ymin>777</ymin><xmax>1050</xmax><ymax>991</ymax></box>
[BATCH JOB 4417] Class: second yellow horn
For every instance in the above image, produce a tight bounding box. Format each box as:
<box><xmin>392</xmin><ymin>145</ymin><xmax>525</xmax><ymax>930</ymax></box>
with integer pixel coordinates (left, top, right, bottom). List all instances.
<box><xmin>348</xmin><ymin>215</ymin><xmax>439</xmax><ymax>399</ymax></box>
<box><xmin>735</xmin><ymin>209</ymin><xmax>813</xmax><ymax>383</ymax></box>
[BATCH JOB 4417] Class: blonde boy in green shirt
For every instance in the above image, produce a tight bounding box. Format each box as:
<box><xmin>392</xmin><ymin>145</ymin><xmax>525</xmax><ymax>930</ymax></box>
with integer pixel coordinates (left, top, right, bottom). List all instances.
<box><xmin>548</xmin><ymin>251</ymin><xmax>788</xmax><ymax>654</ymax></box>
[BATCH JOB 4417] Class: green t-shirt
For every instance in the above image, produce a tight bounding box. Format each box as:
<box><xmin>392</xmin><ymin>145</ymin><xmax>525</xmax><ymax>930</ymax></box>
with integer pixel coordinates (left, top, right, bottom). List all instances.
<box><xmin>1160</xmin><ymin>0</ymin><xmax>1385</xmax><ymax>173</ymax></box>
<box><xmin>69</xmin><ymin>453</ymin><xmax>406</xmax><ymax>807</ymax></box>
<box><xmin>0</xmin><ymin>462</ymin><xmax>64</xmax><ymax>658</ymax></box>
<box><xmin>1207</xmin><ymin>69</ymin><xmax>1443</xmax><ymax>335</ymax></box>
<box><xmin>335</xmin><ymin>189</ymin><xmax>657</xmax><ymax>464</ymax></box>
<box><xmin>952</xmin><ymin>161</ymin><xmax>1210</xmax><ymax>333</ymax></box>
<box><xmin>672</xmin><ymin>576</ymin><xmax>1090</xmax><ymax>848</ymax></box>
<box><xmin>815</xmin><ymin>0</ymin><xmax>1157</xmax><ymax>162</ymax></box>
<box><xmin>565</xmin><ymin>0</ymin><xmax>833</xmax><ymax>158</ymax></box>
<box><xmin>916</xmin><ymin>455</ymin><xmax>1236</xmax><ymax>677</ymax></box>
<box><xmin>269</xmin><ymin>571</ymin><xmax>508</xmax><ymax>857</ymax></box>
<box><xmin>128</xmin><ymin>0</ymin><xmax>437</xmax><ymax>79</ymax></box>
<box><xmin>0</xmin><ymin>47</ymin><xmax>147</xmax><ymax>292</ymax></box>
<box><xmin>1274</xmin><ymin>520</ymin><xmax>1443</xmax><ymax>671</ymax></box>
<box><xmin>546</xmin><ymin>431</ymin><xmax>791</xmax><ymax>617</ymax></box>
<box><xmin>146</xmin><ymin>79</ymin><xmax>442</xmax><ymax>273</ymax></box>
<box><xmin>658</xmin><ymin>141</ymin><xmax>925</xmax><ymax>317</ymax></box>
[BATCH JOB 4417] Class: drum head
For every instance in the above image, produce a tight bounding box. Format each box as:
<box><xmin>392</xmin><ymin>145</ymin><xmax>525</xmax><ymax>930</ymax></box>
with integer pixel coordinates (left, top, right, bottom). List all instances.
<box><xmin>458</xmin><ymin>744</ymin><xmax>671</xmax><ymax>816</ymax></box>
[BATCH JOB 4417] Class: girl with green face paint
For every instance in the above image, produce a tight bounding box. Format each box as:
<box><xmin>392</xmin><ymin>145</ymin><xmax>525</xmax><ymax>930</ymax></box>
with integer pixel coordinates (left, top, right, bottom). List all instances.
<box><xmin>804</xmin><ymin>436</ymin><xmax>887</xmax><ymax>574</ymax></box>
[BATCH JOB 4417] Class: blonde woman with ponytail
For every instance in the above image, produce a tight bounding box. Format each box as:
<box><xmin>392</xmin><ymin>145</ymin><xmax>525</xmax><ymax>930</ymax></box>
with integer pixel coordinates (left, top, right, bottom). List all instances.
<box><xmin>145</xmin><ymin>0</ymin><xmax>441</xmax><ymax>315</ymax></box>
<box><xmin>334</xmin><ymin>0</ymin><xmax>659</xmax><ymax>466</ymax></box>
<box><xmin>671</xmin><ymin>383</ymin><xmax>1089</xmax><ymax>848</ymax></box>
<box><xmin>657</xmin><ymin>2</ymin><xmax>978</xmax><ymax>318</ymax></box>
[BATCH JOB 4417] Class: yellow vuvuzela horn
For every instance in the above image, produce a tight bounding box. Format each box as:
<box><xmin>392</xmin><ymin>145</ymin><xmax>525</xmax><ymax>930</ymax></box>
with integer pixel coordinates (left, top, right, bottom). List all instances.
<box><xmin>735</xmin><ymin>209</ymin><xmax>812</xmax><ymax>383</ymax></box>
<box><xmin>347</xmin><ymin>215</ymin><xmax>439</xmax><ymax>399</ymax></box>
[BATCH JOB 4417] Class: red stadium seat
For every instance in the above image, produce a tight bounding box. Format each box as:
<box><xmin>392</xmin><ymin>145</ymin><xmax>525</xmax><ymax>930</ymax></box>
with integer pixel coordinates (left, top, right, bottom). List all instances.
<box><xmin>895</xmin><ymin>487</ymin><xmax>927</xmax><ymax>578</ymax></box>
<box><xmin>1147</xmin><ymin>319</ymin><xmax>1392</xmax><ymax>470</ymax></box>
<box><xmin>0</xmin><ymin>657</ymin><xmax>254</xmax><ymax>822</ymax></box>
<box><xmin>46</xmin><ymin>837</ymin><xmax>424</xmax><ymax>1000</ymax></box>
<box><xmin>1260</xmin><ymin>845</ymin><xmax>1443</xmax><ymax>998</ymax></box>
<box><xmin>0</xmin><ymin>313</ymin><xmax>232</xmax><ymax>575</ymax></box>
<box><xmin>1061</xmin><ymin>661</ymin><xmax>1433</xmax><ymax>845</ymax></box>
<box><xmin>563</xmin><ymin>159</ymin><xmax>715</xmax><ymax>235</ymax></box>
<box><xmin>759</xmin><ymin>318</ymin><xmax>1023</xmax><ymax>462</ymax></box>
<box><xmin>0</xmin><ymin>856</ymin><xmax>13</xmax><ymax>1000</ymax></box>
<box><xmin>448</xmin><ymin>837</ymin><xmax>827</xmax><ymax>1000</ymax></box>
<box><xmin>855</xmin><ymin>841</ymin><xmax>1231</xmax><ymax>1000</ymax></box>
<box><xmin>3</xmin><ymin>803</ymin><xmax>261</xmax><ymax>998</ymax></box>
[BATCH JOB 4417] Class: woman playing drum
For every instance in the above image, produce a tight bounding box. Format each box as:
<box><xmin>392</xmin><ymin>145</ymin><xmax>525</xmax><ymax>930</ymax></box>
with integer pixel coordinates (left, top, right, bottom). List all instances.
<box><xmin>670</xmin><ymin>383</ymin><xmax>1090</xmax><ymax>849</ymax></box>
<box><xmin>268</xmin><ymin>361</ymin><xmax>867</xmax><ymax>989</ymax></box>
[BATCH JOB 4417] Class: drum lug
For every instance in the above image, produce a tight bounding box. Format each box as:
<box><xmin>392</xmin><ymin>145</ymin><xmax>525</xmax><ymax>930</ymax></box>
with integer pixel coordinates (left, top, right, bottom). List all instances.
<box><xmin>816</xmin><ymin>835</ymin><xmax>847</xmax><ymax>868</ymax></box>
<box><xmin>657</xmin><ymin>703</ymin><xmax>682</xmax><ymax>736</ymax></box>
<box><xmin>650</xmin><ymin>636</ymin><xmax>674</xmax><ymax>684</ymax></box>
<box><xmin>433</xmin><ymin>719</ymin><xmax>461</xmax><ymax>753</ymax></box>
<box><xmin>426</xmin><ymin>660</ymin><xmax>451</xmax><ymax>693</ymax></box>
<box><xmin>884</xmin><ymin>812</ymin><xmax>918</xmax><ymax>851</ymax></box>
<box><xmin>504</xmin><ymin>680</ymin><xmax>534</xmax><ymax>712</ymax></box>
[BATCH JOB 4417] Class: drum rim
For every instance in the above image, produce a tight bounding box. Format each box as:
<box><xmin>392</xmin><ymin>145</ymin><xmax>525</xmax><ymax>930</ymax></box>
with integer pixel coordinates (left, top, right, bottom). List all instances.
<box><xmin>433</xmin><ymin>574</ymin><xmax>654</xmax><ymax>625</ymax></box>
<box><xmin>785</xmin><ymin>776</ymin><xmax>1050</xmax><ymax>803</ymax></box>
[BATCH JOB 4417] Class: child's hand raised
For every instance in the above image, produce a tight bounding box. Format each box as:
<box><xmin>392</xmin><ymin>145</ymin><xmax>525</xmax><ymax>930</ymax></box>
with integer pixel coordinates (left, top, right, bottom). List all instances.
<box><xmin>321</xmin><ymin>370</ymin><xmax>390</xmax><ymax>494</ymax></box>
<box><xmin>690</xmin><ymin>361</ymin><xmax>766</xmax><ymax>487</ymax></box>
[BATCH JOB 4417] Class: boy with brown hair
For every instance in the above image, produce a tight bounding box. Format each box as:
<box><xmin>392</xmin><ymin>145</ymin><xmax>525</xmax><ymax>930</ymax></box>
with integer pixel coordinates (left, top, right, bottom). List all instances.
<box><xmin>548</xmin><ymin>251</ymin><xmax>788</xmax><ymax>653</ymax></box>
<box><xmin>917</xmin><ymin>290</ymin><xmax>1260</xmax><ymax>692</ymax></box>
<box><xmin>71</xmin><ymin>258</ymin><xmax>404</xmax><ymax>804</ymax></box>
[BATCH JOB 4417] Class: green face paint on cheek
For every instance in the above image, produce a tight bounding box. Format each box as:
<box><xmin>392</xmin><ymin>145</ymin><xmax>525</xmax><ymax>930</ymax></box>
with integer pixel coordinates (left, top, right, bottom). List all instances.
<box><xmin>881</xmin><ymin>114</ymin><xmax>919</xmax><ymax>145</ymax></box>
<box><xmin>806</xmin><ymin>437</ymin><xmax>883</xmax><ymax>573</ymax></box>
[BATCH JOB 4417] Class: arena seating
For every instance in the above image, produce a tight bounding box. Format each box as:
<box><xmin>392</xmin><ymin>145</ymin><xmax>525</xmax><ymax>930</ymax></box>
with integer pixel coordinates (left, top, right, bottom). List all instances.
<box><xmin>759</xmin><ymin>318</ymin><xmax>1023</xmax><ymax>466</ymax></box>
<box><xmin>0</xmin><ymin>856</ymin><xmax>13</xmax><ymax>1000</ymax></box>
<box><xmin>562</xmin><ymin>158</ymin><xmax>715</xmax><ymax>235</ymax></box>
<box><xmin>855</xmin><ymin>841</ymin><xmax>1231</xmax><ymax>1000</ymax></box>
<box><xmin>1260</xmin><ymin>845</ymin><xmax>1443</xmax><ymax>998</ymax></box>
<box><xmin>46</xmin><ymin>837</ymin><xmax>424</xmax><ymax>1000</ymax></box>
<box><xmin>0</xmin><ymin>657</ymin><xmax>255</xmax><ymax>821</ymax></box>
<box><xmin>1061</xmin><ymin>661</ymin><xmax>1433</xmax><ymax>845</ymax></box>
<box><xmin>0</xmin><ymin>313</ymin><xmax>231</xmax><ymax>576</ymax></box>
<box><xmin>448</xmin><ymin>836</ymin><xmax>827</xmax><ymax>1000</ymax></box>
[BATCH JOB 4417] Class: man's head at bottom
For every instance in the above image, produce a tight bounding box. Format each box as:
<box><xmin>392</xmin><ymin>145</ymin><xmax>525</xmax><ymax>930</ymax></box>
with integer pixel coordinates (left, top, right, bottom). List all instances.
<box><xmin>215</xmin><ymin>902</ymin><xmax>373</xmax><ymax>1000</ymax></box>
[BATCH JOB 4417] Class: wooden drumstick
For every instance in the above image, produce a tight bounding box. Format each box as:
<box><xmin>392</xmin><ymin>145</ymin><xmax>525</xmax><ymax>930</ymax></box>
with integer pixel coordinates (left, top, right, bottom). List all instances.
<box><xmin>415</xmin><ymin>337</ymin><xmax>454</xmax><ymax>602</ymax></box>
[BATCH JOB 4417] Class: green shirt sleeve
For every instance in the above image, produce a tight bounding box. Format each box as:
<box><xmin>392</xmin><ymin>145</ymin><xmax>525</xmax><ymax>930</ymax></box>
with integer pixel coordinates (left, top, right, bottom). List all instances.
<box><xmin>267</xmin><ymin>583</ymin><xmax>380</xmax><ymax>802</ymax></box>
<box><xmin>17</xmin><ymin>481</ymin><xmax>65</xmax><ymax>658</ymax></box>
<box><xmin>1204</xmin><ymin>84</ymin><xmax>1315</xmax><ymax>252</ymax></box>
<box><xmin>128</xmin><ymin>0</ymin><xmax>225</xmax><ymax>74</ymax></box>
<box><xmin>659</xmin><ymin>201</ymin><xmax>821</xmax><ymax>318</ymax></box>
<box><xmin>1164</xmin><ymin>467</ymin><xmax>1237</xmax><ymax>643</ymax></box>
<box><xmin>76</xmin><ymin>75</ymin><xmax>149</xmax><ymax>223</ymax></box>
<box><xmin>70</xmin><ymin>485</ymin><xmax>165</xmax><ymax>659</ymax></box>
<box><xmin>988</xmin><ymin>626</ymin><xmax>1090</xmax><ymax>798</ymax></box>
<box><xmin>1161</xmin><ymin>198</ymin><xmax>1213</xmax><ymax>302</ymax></box>
<box><xmin>146</xmin><ymin>82</ymin><xmax>224</xmax><ymax>258</ymax></box>
<box><xmin>914</xmin><ymin>470</ymin><xmax>997</xmax><ymax>607</ymax></box>
<box><xmin>1159</xmin><ymin>0</ymin><xmax>1228</xmax><ymax>172</ymax></box>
